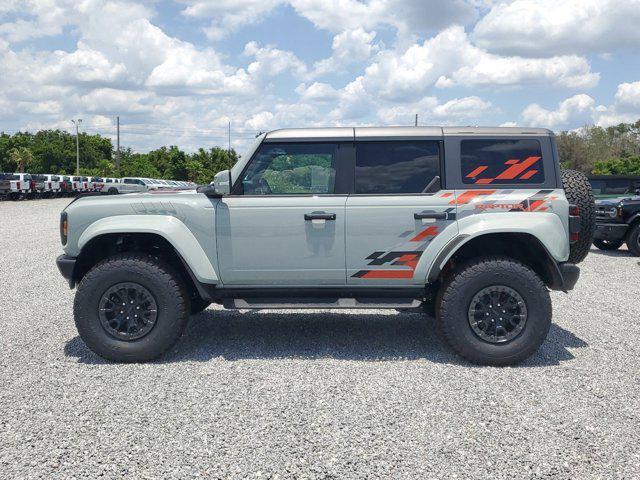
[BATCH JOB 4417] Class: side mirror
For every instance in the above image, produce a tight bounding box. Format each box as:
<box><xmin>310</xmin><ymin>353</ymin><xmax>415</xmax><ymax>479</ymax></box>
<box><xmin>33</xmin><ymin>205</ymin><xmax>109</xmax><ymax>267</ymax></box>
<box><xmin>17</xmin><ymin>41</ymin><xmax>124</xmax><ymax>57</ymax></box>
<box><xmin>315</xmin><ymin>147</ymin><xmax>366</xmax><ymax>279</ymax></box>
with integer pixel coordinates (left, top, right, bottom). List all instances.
<box><xmin>198</xmin><ymin>169</ymin><xmax>232</xmax><ymax>197</ymax></box>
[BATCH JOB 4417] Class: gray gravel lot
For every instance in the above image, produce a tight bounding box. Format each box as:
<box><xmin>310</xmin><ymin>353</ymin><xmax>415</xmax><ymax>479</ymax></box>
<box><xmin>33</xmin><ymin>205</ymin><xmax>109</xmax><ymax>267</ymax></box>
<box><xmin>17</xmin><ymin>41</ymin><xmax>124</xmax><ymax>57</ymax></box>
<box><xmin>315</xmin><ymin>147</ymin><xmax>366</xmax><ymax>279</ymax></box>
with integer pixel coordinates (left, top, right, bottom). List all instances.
<box><xmin>1</xmin><ymin>197</ymin><xmax>639</xmax><ymax>479</ymax></box>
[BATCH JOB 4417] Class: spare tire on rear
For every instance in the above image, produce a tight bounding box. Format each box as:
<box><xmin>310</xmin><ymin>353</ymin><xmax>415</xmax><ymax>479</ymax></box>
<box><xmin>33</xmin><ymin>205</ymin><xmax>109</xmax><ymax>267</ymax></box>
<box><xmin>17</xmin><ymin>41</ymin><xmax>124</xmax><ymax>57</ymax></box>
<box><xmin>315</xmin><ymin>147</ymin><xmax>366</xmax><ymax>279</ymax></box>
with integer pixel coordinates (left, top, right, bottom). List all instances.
<box><xmin>561</xmin><ymin>169</ymin><xmax>595</xmax><ymax>264</ymax></box>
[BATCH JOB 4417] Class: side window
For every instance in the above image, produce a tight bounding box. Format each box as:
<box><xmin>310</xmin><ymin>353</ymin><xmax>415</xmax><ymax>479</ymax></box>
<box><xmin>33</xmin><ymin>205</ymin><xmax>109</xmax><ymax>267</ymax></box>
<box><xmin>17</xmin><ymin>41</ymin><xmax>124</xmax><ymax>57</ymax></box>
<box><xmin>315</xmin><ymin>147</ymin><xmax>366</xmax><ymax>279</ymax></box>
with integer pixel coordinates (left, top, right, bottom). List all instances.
<box><xmin>461</xmin><ymin>139</ymin><xmax>544</xmax><ymax>185</ymax></box>
<box><xmin>355</xmin><ymin>141</ymin><xmax>440</xmax><ymax>194</ymax></box>
<box><xmin>123</xmin><ymin>179</ymin><xmax>133</xmax><ymax>184</ymax></box>
<box><xmin>240</xmin><ymin>143</ymin><xmax>337</xmax><ymax>195</ymax></box>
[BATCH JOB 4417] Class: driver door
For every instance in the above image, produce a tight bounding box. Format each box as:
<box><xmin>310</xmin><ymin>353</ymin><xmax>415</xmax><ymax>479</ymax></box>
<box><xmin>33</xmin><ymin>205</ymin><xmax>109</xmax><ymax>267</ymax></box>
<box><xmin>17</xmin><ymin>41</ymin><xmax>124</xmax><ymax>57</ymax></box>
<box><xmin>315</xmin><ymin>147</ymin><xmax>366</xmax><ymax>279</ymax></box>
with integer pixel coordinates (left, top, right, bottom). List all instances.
<box><xmin>216</xmin><ymin>142</ymin><xmax>349</xmax><ymax>286</ymax></box>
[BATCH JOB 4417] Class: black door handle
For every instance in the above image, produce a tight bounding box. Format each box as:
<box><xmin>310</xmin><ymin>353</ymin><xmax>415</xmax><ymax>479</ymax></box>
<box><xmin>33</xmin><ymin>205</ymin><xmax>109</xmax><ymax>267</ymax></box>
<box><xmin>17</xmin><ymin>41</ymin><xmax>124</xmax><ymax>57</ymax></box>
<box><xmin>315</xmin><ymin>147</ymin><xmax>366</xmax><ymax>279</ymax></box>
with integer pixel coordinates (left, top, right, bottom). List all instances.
<box><xmin>305</xmin><ymin>212</ymin><xmax>336</xmax><ymax>221</ymax></box>
<box><xmin>414</xmin><ymin>211</ymin><xmax>447</xmax><ymax>220</ymax></box>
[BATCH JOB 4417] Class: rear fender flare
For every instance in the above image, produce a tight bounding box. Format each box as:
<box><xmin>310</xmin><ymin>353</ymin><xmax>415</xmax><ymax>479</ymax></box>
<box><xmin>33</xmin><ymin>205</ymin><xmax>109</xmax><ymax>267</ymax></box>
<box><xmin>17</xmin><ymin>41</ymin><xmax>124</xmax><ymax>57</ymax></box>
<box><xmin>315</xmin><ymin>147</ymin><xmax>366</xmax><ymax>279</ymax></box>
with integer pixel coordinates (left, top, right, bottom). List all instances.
<box><xmin>426</xmin><ymin>212</ymin><xmax>568</xmax><ymax>283</ymax></box>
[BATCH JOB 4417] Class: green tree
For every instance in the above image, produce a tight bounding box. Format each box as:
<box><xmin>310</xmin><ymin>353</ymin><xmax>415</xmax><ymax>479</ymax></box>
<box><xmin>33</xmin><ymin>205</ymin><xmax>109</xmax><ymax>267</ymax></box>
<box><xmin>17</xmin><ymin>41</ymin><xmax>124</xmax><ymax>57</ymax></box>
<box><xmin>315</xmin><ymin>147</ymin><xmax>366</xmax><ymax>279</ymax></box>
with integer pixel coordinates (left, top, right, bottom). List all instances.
<box><xmin>9</xmin><ymin>146</ymin><xmax>35</xmax><ymax>173</ymax></box>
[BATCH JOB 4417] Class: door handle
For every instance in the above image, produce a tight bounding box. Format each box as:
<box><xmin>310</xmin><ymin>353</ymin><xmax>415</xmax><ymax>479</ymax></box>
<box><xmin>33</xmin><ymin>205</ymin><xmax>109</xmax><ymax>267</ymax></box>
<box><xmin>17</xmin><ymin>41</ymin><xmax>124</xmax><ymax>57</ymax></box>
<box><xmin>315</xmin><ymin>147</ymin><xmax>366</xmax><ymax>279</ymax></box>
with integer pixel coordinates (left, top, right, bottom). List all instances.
<box><xmin>304</xmin><ymin>212</ymin><xmax>336</xmax><ymax>221</ymax></box>
<box><xmin>414</xmin><ymin>211</ymin><xmax>447</xmax><ymax>220</ymax></box>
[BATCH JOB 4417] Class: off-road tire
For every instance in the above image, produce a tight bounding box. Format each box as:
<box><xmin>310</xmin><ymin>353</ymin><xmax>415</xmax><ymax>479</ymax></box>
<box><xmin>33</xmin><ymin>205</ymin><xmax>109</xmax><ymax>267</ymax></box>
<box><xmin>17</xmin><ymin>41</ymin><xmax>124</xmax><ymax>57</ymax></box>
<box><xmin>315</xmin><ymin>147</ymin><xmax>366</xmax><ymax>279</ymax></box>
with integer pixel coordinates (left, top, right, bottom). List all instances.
<box><xmin>626</xmin><ymin>223</ymin><xmax>640</xmax><ymax>256</ymax></box>
<box><xmin>74</xmin><ymin>253</ymin><xmax>190</xmax><ymax>362</ymax></box>
<box><xmin>438</xmin><ymin>257</ymin><xmax>552</xmax><ymax>366</ymax></box>
<box><xmin>561</xmin><ymin>169</ymin><xmax>595</xmax><ymax>263</ymax></box>
<box><xmin>593</xmin><ymin>238</ymin><xmax>623</xmax><ymax>251</ymax></box>
<box><xmin>190</xmin><ymin>297</ymin><xmax>211</xmax><ymax>314</ymax></box>
<box><xmin>107</xmin><ymin>187</ymin><xmax>118</xmax><ymax>195</ymax></box>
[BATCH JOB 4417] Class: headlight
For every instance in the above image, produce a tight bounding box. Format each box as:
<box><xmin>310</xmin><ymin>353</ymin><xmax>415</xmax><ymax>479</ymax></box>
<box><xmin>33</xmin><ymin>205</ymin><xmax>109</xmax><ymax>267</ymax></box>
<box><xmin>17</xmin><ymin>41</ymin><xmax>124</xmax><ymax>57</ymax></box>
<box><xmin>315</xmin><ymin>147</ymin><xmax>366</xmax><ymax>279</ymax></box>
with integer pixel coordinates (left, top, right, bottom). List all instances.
<box><xmin>609</xmin><ymin>207</ymin><xmax>617</xmax><ymax>217</ymax></box>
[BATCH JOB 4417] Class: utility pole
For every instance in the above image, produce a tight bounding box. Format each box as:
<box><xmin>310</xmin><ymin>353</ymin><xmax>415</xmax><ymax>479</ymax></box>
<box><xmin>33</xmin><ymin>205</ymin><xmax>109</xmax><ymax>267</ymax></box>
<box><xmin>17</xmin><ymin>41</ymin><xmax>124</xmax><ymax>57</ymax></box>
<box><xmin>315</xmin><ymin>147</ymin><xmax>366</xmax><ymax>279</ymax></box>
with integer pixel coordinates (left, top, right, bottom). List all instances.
<box><xmin>71</xmin><ymin>119</ymin><xmax>82</xmax><ymax>175</ymax></box>
<box><xmin>116</xmin><ymin>116</ymin><xmax>120</xmax><ymax>171</ymax></box>
<box><xmin>227</xmin><ymin>120</ymin><xmax>231</xmax><ymax>155</ymax></box>
<box><xmin>415</xmin><ymin>114</ymin><xmax>418</xmax><ymax>126</ymax></box>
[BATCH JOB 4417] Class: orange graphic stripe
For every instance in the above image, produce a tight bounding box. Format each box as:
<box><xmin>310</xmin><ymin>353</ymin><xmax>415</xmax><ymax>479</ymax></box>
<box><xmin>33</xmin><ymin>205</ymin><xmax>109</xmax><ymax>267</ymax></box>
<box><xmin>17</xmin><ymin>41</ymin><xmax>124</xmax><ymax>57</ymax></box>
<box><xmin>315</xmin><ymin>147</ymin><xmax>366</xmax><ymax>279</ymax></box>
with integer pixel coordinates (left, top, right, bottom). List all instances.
<box><xmin>450</xmin><ymin>190</ymin><xmax>496</xmax><ymax>205</ymax></box>
<box><xmin>362</xmin><ymin>270</ymin><xmax>414</xmax><ymax>279</ymax></box>
<box><xmin>504</xmin><ymin>159</ymin><xmax>519</xmax><ymax>165</ymax></box>
<box><xmin>475</xmin><ymin>178</ymin><xmax>494</xmax><ymax>184</ymax></box>
<box><xmin>528</xmin><ymin>200</ymin><xmax>545</xmax><ymax>211</ymax></box>
<box><xmin>520</xmin><ymin>169</ymin><xmax>538</xmax><ymax>180</ymax></box>
<box><xmin>494</xmin><ymin>156</ymin><xmax>541</xmax><ymax>180</ymax></box>
<box><xmin>410</xmin><ymin>226</ymin><xmax>438</xmax><ymax>242</ymax></box>
<box><xmin>466</xmin><ymin>166</ymin><xmax>488</xmax><ymax>178</ymax></box>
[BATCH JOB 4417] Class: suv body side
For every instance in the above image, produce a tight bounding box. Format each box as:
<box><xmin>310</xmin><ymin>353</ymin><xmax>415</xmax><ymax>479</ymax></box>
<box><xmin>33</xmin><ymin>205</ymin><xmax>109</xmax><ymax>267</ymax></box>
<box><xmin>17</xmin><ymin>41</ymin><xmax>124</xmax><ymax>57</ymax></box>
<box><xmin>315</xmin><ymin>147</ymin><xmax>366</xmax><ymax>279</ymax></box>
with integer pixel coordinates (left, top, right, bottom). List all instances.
<box><xmin>61</xmin><ymin>126</ymin><xmax>571</xmax><ymax>292</ymax></box>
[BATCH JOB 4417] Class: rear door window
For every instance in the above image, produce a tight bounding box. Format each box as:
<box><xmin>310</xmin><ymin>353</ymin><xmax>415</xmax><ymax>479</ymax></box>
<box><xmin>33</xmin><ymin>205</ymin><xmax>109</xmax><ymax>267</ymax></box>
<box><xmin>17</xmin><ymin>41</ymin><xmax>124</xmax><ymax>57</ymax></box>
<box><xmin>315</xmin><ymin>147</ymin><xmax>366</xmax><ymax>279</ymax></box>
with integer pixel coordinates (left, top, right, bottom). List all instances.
<box><xmin>354</xmin><ymin>141</ymin><xmax>440</xmax><ymax>194</ymax></box>
<box><xmin>461</xmin><ymin>139</ymin><xmax>544</xmax><ymax>185</ymax></box>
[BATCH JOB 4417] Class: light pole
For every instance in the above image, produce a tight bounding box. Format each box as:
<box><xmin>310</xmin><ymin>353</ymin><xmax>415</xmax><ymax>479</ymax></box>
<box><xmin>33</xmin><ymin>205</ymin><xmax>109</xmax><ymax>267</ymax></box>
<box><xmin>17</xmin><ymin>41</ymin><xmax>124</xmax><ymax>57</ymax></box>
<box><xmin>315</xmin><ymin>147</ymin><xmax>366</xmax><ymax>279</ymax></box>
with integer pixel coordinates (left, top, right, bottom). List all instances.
<box><xmin>71</xmin><ymin>119</ymin><xmax>82</xmax><ymax>175</ymax></box>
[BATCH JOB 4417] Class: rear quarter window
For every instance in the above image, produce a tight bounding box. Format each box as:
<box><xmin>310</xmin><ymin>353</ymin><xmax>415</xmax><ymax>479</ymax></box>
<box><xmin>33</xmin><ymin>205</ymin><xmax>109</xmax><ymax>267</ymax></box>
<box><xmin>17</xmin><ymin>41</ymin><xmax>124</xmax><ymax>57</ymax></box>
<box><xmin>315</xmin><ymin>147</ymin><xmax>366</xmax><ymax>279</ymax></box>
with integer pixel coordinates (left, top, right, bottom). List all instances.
<box><xmin>461</xmin><ymin>139</ymin><xmax>544</xmax><ymax>185</ymax></box>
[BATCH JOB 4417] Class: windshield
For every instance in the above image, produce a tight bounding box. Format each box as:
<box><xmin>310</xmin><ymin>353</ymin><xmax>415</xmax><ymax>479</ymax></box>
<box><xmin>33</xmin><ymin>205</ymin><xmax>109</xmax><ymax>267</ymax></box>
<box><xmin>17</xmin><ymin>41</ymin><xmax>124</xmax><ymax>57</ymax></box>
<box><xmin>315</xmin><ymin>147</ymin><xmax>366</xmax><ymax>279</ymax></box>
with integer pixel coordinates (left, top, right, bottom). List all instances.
<box><xmin>230</xmin><ymin>133</ymin><xmax>266</xmax><ymax>184</ymax></box>
<box><xmin>0</xmin><ymin>173</ymin><xmax>19</xmax><ymax>180</ymax></box>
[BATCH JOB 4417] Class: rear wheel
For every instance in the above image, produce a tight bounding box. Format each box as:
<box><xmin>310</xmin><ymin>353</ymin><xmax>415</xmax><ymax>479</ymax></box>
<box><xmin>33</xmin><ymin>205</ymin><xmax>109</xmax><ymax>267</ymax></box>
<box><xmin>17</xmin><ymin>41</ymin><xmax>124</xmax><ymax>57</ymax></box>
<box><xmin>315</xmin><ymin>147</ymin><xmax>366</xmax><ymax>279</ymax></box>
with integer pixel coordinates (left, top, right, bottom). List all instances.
<box><xmin>438</xmin><ymin>257</ymin><xmax>552</xmax><ymax>366</ymax></box>
<box><xmin>593</xmin><ymin>238</ymin><xmax>623</xmax><ymax>251</ymax></box>
<box><xmin>74</xmin><ymin>253</ymin><xmax>190</xmax><ymax>362</ymax></box>
<box><xmin>626</xmin><ymin>223</ymin><xmax>640</xmax><ymax>256</ymax></box>
<box><xmin>561</xmin><ymin>169</ymin><xmax>595</xmax><ymax>263</ymax></box>
<box><xmin>107</xmin><ymin>187</ymin><xmax>118</xmax><ymax>195</ymax></box>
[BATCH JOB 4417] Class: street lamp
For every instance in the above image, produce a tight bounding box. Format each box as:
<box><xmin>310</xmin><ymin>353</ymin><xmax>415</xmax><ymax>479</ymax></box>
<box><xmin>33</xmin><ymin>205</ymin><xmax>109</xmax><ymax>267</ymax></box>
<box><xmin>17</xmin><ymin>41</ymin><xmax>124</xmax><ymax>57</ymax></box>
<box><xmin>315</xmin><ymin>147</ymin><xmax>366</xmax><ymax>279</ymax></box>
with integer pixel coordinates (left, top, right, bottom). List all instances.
<box><xmin>71</xmin><ymin>119</ymin><xmax>82</xmax><ymax>175</ymax></box>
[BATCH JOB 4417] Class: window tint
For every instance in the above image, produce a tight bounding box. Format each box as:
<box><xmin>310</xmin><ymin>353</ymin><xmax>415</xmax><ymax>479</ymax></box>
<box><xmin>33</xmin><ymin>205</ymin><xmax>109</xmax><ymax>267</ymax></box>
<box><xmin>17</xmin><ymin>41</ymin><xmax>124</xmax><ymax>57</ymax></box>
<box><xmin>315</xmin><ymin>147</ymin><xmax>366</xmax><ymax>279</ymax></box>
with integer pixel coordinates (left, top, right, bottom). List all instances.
<box><xmin>240</xmin><ymin>143</ymin><xmax>337</xmax><ymax>195</ymax></box>
<box><xmin>461</xmin><ymin>139</ymin><xmax>544</xmax><ymax>185</ymax></box>
<box><xmin>123</xmin><ymin>178</ymin><xmax>133</xmax><ymax>184</ymax></box>
<box><xmin>355</xmin><ymin>141</ymin><xmax>440</xmax><ymax>194</ymax></box>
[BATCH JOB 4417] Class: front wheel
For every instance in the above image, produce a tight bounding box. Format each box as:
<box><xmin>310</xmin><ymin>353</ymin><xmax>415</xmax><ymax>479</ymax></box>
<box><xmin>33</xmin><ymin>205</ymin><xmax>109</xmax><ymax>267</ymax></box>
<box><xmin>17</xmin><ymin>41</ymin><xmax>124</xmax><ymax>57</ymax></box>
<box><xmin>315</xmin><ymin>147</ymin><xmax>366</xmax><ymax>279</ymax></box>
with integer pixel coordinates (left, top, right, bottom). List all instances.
<box><xmin>437</xmin><ymin>257</ymin><xmax>552</xmax><ymax>366</ymax></box>
<box><xmin>593</xmin><ymin>238</ymin><xmax>623</xmax><ymax>251</ymax></box>
<box><xmin>74</xmin><ymin>253</ymin><xmax>190</xmax><ymax>362</ymax></box>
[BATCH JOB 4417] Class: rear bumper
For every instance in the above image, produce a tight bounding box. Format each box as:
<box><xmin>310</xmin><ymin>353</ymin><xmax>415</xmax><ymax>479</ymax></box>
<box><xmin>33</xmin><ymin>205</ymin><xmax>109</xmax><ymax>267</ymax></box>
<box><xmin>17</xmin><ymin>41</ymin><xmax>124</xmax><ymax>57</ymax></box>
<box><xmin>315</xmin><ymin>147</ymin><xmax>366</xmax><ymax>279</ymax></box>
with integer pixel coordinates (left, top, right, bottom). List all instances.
<box><xmin>594</xmin><ymin>222</ymin><xmax>628</xmax><ymax>242</ymax></box>
<box><xmin>56</xmin><ymin>254</ymin><xmax>76</xmax><ymax>288</ymax></box>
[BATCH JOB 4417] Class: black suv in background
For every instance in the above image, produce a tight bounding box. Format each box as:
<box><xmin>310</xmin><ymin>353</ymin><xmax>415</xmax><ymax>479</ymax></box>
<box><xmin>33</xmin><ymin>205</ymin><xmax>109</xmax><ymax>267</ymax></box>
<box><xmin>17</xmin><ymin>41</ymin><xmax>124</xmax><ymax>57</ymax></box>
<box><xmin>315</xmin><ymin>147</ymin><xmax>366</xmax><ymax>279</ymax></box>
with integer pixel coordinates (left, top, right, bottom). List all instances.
<box><xmin>594</xmin><ymin>191</ymin><xmax>640</xmax><ymax>256</ymax></box>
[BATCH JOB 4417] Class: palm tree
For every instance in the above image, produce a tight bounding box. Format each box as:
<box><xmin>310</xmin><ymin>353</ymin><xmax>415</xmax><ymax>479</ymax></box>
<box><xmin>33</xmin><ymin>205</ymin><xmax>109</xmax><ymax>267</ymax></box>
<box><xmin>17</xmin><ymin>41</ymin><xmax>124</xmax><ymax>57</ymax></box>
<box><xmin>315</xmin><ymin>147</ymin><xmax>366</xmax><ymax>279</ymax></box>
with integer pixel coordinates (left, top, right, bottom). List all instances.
<box><xmin>9</xmin><ymin>147</ymin><xmax>34</xmax><ymax>173</ymax></box>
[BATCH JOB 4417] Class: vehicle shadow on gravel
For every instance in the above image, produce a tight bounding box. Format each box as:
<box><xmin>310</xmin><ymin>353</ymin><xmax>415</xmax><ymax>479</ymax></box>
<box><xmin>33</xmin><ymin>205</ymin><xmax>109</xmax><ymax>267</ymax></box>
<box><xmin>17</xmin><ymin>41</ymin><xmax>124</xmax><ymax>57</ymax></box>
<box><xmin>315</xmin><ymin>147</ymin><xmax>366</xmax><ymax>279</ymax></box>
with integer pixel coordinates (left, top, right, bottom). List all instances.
<box><xmin>589</xmin><ymin>248</ymin><xmax>635</xmax><ymax>258</ymax></box>
<box><xmin>64</xmin><ymin>309</ymin><xmax>588</xmax><ymax>367</ymax></box>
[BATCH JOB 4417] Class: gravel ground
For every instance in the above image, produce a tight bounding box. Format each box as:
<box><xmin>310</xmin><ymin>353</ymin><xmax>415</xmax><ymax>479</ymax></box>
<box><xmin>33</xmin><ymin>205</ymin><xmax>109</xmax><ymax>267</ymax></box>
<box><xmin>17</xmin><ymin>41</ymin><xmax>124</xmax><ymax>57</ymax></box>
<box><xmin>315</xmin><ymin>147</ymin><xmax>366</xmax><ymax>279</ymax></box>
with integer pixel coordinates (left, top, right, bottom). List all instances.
<box><xmin>1</xmin><ymin>197</ymin><xmax>639</xmax><ymax>479</ymax></box>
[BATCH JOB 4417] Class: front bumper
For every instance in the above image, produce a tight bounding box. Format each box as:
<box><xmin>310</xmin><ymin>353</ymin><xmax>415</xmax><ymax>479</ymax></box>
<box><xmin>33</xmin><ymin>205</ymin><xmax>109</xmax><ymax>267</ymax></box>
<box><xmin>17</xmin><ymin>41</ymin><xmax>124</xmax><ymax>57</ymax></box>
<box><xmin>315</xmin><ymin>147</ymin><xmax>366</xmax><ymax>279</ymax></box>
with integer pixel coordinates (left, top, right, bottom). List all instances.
<box><xmin>56</xmin><ymin>254</ymin><xmax>77</xmax><ymax>288</ymax></box>
<box><xmin>594</xmin><ymin>222</ymin><xmax>628</xmax><ymax>242</ymax></box>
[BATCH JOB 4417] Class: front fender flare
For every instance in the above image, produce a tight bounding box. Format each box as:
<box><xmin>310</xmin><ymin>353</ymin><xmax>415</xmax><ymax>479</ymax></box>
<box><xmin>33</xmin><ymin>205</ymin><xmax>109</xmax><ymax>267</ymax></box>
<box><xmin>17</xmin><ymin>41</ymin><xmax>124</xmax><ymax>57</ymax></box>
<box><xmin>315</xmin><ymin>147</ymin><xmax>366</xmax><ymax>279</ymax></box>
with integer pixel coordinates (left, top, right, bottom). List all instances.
<box><xmin>78</xmin><ymin>215</ymin><xmax>218</xmax><ymax>283</ymax></box>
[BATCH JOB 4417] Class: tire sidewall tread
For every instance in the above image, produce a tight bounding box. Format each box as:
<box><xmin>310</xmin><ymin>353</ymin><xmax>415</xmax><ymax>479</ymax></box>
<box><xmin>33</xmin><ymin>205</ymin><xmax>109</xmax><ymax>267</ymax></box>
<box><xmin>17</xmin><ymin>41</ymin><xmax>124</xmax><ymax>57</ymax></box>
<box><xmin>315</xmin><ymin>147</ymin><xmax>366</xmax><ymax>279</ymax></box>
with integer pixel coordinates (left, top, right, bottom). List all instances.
<box><xmin>438</xmin><ymin>257</ymin><xmax>552</xmax><ymax>366</ymax></box>
<box><xmin>74</xmin><ymin>253</ymin><xmax>190</xmax><ymax>362</ymax></box>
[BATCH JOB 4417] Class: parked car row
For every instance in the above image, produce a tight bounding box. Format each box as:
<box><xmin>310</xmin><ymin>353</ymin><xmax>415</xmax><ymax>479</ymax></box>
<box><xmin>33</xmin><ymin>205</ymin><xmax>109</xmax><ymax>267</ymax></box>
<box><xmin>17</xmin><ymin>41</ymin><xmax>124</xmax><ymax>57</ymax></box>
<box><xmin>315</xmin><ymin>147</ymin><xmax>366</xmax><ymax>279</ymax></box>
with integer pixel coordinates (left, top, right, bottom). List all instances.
<box><xmin>0</xmin><ymin>173</ymin><xmax>196</xmax><ymax>200</ymax></box>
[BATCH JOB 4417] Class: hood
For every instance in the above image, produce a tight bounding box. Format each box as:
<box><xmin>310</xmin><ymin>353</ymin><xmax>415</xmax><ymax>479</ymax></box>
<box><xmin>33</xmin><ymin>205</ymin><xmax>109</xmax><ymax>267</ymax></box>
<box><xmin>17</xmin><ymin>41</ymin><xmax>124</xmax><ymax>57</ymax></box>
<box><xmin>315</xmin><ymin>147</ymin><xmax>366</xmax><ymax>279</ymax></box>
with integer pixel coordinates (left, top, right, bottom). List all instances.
<box><xmin>596</xmin><ymin>195</ymin><xmax>637</xmax><ymax>205</ymax></box>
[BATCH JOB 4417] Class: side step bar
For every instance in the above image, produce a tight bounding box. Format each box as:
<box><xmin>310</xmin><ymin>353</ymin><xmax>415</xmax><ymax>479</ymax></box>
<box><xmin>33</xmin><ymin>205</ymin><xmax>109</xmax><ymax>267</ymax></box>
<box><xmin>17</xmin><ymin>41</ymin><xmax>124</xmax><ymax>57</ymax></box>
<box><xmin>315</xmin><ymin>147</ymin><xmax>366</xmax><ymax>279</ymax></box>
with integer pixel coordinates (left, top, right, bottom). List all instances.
<box><xmin>222</xmin><ymin>297</ymin><xmax>423</xmax><ymax>310</ymax></box>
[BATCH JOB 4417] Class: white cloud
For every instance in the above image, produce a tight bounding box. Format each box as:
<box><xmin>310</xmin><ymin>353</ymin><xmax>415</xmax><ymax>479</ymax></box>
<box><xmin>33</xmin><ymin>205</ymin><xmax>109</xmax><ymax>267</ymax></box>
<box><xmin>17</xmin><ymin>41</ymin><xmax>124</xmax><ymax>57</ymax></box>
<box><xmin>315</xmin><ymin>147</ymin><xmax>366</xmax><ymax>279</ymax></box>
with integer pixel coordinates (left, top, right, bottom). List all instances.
<box><xmin>376</xmin><ymin>95</ymin><xmax>492</xmax><ymax>124</ymax></box>
<box><xmin>521</xmin><ymin>94</ymin><xmax>596</xmax><ymax>128</ymax></box>
<box><xmin>357</xmin><ymin>26</ymin><xmax>598</xmax><ymax>102</ymax></box>
<box><xmin>594</xmin><ymin>81</ymin><xmax>640</xmax><ymax>126</ymax></box>
<box><xmin>312</xmin><ymin>28</ymin><xmax>377</xmax><ymax>77</ymax></box>
<box><xmin>290</xmin><ymin>0</ymin><xmax>479</xmax><ymax>37</ymax></box>
<box><xmin>244</xmin><ymin>41</ymin><xmax>307</xmax><ymax>79</ymax></box>
<box><xmin>295</xmin><ymin>82</ymin><xmax>340</xmax><ymax>102</ymax></box>
<box><xmin>473</xmin><ymin>0</ymin><xmax>640</xmax><ymax>57</ymax></box>
<box><xmin>178</xmin><ymin>0</ymin><xmax>284</xmax><ymax>40</ymax></box>
<box><xmin>432</xmin><ymin>96</ymin><xmax>492</xmax><ymax>118</ymax></box>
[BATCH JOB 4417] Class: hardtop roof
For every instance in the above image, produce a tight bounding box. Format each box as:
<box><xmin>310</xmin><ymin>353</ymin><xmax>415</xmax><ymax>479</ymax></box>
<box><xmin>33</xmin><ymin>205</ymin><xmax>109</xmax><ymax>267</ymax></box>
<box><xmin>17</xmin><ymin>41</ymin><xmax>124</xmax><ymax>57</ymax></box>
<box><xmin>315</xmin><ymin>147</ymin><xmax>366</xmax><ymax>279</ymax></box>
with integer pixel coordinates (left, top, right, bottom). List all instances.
<box><xmin>264</xmin><ymin>126</ymin><xmax>553</xmax><ymax>142</ymax></box>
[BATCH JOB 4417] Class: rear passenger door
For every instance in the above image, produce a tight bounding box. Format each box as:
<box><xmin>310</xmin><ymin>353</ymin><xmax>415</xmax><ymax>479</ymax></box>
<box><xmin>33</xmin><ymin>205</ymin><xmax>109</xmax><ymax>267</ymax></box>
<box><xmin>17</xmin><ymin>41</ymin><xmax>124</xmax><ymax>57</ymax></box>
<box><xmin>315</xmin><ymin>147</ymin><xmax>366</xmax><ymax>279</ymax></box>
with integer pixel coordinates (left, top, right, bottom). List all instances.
<box><xmin>345</xmin><ymin>136</ymin><xmax>458</xmax><ymax>285</ymax></box>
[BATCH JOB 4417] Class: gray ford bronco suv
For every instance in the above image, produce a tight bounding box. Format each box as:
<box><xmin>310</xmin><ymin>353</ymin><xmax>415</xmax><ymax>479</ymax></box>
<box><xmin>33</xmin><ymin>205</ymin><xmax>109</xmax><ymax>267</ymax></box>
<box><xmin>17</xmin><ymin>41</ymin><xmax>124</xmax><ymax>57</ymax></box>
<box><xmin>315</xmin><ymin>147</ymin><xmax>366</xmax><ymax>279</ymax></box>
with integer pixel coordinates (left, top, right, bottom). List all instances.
<box><xmin>56</xmin><ymin>127</ymin><xmax>595</xmax><ymax>365</ymax></box>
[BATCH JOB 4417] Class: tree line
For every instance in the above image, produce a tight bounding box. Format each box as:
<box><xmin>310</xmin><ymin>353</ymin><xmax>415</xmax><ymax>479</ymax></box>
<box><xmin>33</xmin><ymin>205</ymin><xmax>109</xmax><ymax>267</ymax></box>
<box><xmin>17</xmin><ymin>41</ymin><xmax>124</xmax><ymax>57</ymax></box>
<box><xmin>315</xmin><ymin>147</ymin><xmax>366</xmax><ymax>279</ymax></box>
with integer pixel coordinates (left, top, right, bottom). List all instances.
<box><xmin>1</xmin><ymin>120</ymin><xmax>640</xmax><ymax>184</ymax></box>
<box><xmin>556</xmin><ymin>120</ymin><xmax>640</xmax><ymax>174</ymax></box>
<box><xmin>0</xmin><ymin>130</ymin><xmax>239</xmax><ymax>185</ymax></box>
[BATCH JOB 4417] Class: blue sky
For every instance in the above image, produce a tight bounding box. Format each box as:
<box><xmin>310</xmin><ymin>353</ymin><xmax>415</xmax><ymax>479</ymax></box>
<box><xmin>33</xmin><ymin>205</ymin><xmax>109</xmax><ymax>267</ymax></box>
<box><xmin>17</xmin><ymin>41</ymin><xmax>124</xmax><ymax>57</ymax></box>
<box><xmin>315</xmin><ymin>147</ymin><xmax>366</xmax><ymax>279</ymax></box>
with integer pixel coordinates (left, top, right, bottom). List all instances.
<box><xmin>1</xmin><ymin>0</ymin><xmax>639</xmax><ymax>153</ymax></box>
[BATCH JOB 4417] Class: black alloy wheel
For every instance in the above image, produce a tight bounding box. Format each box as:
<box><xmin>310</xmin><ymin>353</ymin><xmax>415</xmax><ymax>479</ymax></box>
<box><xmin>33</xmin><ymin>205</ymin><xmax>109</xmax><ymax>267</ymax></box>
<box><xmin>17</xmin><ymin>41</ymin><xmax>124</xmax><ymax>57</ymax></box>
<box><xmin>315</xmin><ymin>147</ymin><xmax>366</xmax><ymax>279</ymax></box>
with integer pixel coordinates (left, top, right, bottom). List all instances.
<box><xmin>98</xmin><ymin>282</ymin><xmax>158</xmax><ymax>341</ymax></box>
